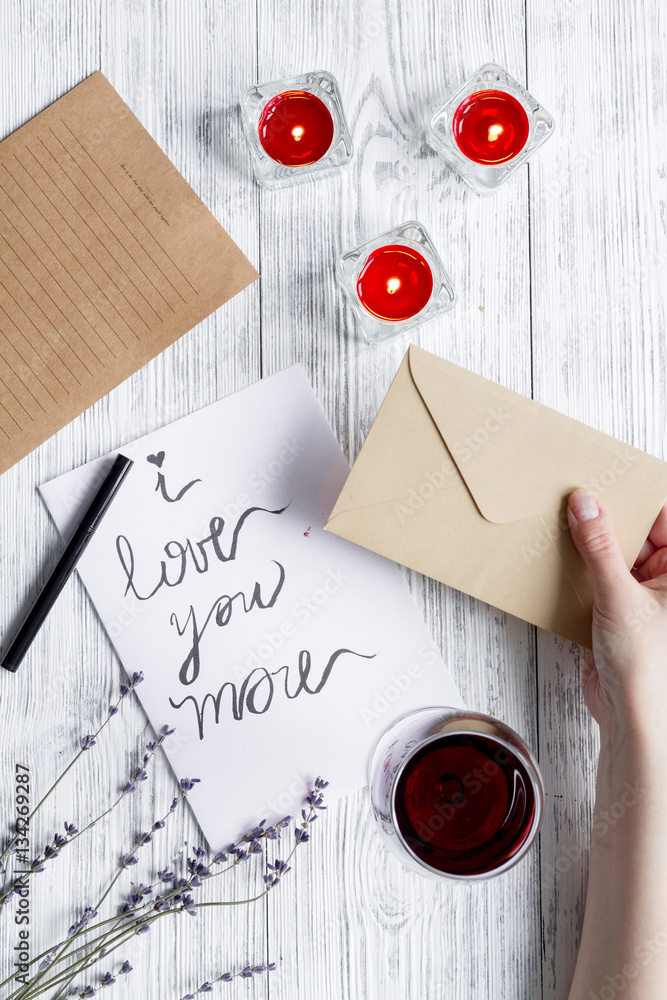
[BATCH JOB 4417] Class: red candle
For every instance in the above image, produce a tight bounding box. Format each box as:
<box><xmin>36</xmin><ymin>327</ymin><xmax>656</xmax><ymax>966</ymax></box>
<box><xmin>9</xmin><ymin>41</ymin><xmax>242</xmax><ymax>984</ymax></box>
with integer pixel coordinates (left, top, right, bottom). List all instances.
<box><xmin>258</xmin><ymin>90</ymin><xmax>335</xmax><ymax>167</ymax></box>
<box><xmin>452</xmin><ymin>89</ymin><xmax>530</xmax><ymax>165</ymax></box>
<box><xmin>356</xmin><ymin>244</ymin><xmax>434</xmax><ymax>322</ymax></box>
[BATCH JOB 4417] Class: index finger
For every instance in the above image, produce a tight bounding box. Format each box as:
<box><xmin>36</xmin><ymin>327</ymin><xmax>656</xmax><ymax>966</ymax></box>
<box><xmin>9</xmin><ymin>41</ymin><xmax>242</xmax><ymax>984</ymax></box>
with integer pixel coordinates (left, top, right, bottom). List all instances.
<box><xmin>648</xmin><ymin>502</ymin><xmax>667</xmax><ymax>549</ymax></box>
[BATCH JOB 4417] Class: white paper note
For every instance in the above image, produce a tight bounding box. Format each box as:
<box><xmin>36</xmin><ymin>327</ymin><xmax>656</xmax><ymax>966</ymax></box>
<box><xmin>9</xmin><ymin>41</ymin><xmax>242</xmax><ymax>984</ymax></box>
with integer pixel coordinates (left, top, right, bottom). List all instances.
<box><xmin>40</xmin><ymin>366</ymin><xmax>462</xmax><ymax>848</ymax></box>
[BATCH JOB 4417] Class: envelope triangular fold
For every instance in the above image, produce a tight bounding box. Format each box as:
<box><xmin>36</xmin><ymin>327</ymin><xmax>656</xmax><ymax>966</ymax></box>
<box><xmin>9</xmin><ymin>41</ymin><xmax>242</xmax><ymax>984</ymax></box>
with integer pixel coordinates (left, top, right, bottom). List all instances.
<box><xmin>326</xmin><ymin>347</ymin><xmax>667</xmax><ymax>647</ymax></box>
<box><xmin>408</xmin><ymin>345</ymin><xmax>663</xmax><ymax>525</ymax></box>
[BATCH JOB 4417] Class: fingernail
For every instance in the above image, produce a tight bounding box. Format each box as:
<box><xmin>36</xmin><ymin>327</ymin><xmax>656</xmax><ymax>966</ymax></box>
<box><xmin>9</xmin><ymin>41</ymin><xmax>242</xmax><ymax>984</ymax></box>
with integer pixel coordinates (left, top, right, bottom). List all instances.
<box><xmin>569</xmin><ymin>489</ymin><xmax>600</xmax><ymax>522</ymax></box>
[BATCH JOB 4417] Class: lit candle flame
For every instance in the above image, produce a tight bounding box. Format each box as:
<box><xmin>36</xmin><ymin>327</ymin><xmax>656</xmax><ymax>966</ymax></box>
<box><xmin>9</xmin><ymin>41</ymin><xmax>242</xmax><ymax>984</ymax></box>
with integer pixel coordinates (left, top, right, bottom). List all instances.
<box><xmin>386</xmin><ymin>277</ymin><xmax>401</xmax><ymax>294</ymax></box>
<box><xmin>291</xmin><ymin>126</ymin><xmax>305</xmax><ymax>141</ymax></box>
<box><xmin>487</xmin><ymin>124</ymin><xmax>504</xmax><ymax>142</ymax></box>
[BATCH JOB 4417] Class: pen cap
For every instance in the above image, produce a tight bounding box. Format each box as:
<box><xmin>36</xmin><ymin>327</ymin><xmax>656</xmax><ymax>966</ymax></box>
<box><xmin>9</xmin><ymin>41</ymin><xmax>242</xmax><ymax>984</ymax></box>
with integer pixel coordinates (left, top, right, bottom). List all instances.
<box><xmin>80</xmin><ymin>454</ymin><xmax>133</xmax><ymax>530</ymax></box>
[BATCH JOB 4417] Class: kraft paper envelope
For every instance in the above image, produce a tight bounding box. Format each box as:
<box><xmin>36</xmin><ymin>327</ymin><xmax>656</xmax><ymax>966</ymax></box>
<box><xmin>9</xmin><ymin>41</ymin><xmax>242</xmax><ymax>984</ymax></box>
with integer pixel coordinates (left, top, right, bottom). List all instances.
<box><xmin>325</xmin><ymin>345</ymin><xmax>667</xmax><ymax>647</ymax></box>
<box><xmin>0</xmin><ymin>71</ymin><xmax>257</xmax><ymax>476</ymax></box>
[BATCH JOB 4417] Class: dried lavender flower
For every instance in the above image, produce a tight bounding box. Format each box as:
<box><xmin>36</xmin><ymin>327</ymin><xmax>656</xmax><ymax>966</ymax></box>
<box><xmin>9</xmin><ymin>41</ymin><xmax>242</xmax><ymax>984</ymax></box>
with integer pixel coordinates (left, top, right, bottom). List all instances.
<box><xmin>180</xmin><ymin>778</ymin><xmax>201</xmax><ymax>792</ymax></box>
<box><xmin>127</xmin><ymin>883</ymin><xmax>152</xmax><ymax>906</ymax></box>
<box><xmin>1</xmin><ymin>711</ymin><xmax>325</xmax><ymax>1000</ymax></box>
<box><xmin>179</xmin><ymin>962</ymin><xmax>277</xmax><ymax>998</ymax></box>
<box><xmin>158</xmin><ymin>724</ymin><xmax>175</xmax><ymax>744</ymax></box>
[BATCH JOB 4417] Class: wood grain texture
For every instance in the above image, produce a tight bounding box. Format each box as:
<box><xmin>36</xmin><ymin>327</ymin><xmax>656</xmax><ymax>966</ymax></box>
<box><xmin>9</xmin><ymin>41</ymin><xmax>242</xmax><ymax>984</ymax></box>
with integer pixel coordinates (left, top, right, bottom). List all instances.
<box><xmin>0</xmin><ymin>1</ymin><xmax>664</xmax><ymax>998</ymax></box>
<box><xmin>527</xmin><ymin>1</ymin><xmax>667</xmax><ymax>996</ymax></box>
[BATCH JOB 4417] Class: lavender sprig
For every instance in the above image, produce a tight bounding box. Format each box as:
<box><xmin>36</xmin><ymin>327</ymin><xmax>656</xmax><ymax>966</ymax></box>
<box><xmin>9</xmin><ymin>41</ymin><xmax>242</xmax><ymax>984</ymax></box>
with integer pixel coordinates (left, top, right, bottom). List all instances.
<box><xmin>0</xmin><ymin>711</ymin><xmax>163</xmax><ymax>912</ymax></box>
<box><xmin>2</xmin><ymin>729</ymin><xmax>172</xmax><ymax>1000</ymax></box>
<box><xmin>50</xmin><ymin>959</ymin><xmax>132</xmax><ymax>1000</ymax></box>
<box><xmin>179</xmin><ymin>963</ymin><xmax>277</xmax><ymax>999</ymax></box>
<box><xmin>40</xmin><ymin>785</ymin><xmax>322</xmax><ymax>1000</ymax></box>
<box><xmin>24</xmin><ymin>785</ymin><xmax>183</xmax><ymax>1000</ymax></box>
<box><xmin>22</xmin><ymin>780</ymin><xmax>328</xmax><ymax>1000</ymax></box>
<box><xmin>1</xmin><ymin>698</ymin><xmax>327</xmax><ymax>1000</ymax></box>
<box><xmin>0</xmin><ymin>674</ymin><xmax>144</xmax><ymax>880</ymax></box>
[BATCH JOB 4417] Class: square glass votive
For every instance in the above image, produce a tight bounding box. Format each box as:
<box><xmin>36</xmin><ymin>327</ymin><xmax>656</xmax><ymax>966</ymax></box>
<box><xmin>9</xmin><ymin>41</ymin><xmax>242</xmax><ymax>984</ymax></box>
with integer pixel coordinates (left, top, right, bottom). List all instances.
<box><xmin>241</xmin><ymin>71</ymin><xmax>353</xmax><ymax>187</ymax></box>
<box><xmin>338</xmin><ymin>221</ymin><xmax>456</xmax><ymax>344</ymax></box>
<box><xmin>427</xmin><ymin>63</ymin><xmax>554</xmax><ymax>194</ymax></box>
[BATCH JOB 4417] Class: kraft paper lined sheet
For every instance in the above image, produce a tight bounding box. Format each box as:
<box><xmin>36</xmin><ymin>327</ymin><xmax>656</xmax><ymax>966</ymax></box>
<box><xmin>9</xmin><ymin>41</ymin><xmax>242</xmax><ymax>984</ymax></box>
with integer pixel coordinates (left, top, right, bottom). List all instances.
<box><xmin>0</xmin><ymin>71</ymin><xmax>258</xmax><ymax>476</ymax></box>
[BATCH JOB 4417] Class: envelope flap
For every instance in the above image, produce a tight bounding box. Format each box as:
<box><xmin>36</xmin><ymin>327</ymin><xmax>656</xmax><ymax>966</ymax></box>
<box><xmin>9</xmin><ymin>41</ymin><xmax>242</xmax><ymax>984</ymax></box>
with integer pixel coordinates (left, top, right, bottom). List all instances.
<box><xmin>407</xmin><ymin>345</ymin><xmax>662</xmax><ymax>524</ymax></box>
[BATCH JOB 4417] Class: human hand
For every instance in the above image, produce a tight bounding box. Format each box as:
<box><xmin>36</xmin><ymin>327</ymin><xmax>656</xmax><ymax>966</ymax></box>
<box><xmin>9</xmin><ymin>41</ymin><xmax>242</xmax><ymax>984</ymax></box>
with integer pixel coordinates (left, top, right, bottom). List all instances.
<box><xmin>567</xmin><ymin>489</ymin><xmax>667</xmax><ymax>738</ymax></box>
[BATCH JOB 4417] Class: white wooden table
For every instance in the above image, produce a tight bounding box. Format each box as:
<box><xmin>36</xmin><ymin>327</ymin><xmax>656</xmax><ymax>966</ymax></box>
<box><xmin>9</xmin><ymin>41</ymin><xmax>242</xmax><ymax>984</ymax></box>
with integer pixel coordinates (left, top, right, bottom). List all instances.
<box><xmin>0</xmin><ymin>1</ymin><xmax>665</xmax><ymax>998</ymax></box>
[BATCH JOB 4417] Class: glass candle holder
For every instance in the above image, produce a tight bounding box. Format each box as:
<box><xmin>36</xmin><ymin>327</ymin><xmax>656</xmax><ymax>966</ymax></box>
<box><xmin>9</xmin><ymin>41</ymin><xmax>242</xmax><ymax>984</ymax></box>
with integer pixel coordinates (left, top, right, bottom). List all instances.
<box><xmin>427</xmin><ymin>63</ymin><xmax>554</xmax><ymax>194</ymax></box>
<box><xmin>369</xmin><ymin>707</ymin><xmax>544</xmax><ymax>880</ymax></box>
<box><xmin>337</xmin><ymin>221</ymin><xmax>455</xmax><ymax>344</ymax></box>
<box><xmin>241</xmin><ymin>71</ymin><xmax>353</xmax><ymax>187</ymax></box>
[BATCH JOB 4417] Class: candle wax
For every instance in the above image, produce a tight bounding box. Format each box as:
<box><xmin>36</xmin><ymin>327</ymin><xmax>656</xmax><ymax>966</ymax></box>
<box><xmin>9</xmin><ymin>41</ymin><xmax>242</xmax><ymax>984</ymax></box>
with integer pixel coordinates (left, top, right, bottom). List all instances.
<box><xmin>452</xmin><ymin>89</ymin><xmax>530</xmax><ymax>165</ymax></box>
<box><xmin>356</xmin><ymin>244</ymin><xmax>434</xmax><ymax>322</ymax></box>
<box><xmin>258</xmin><ymin>90</ymin><xmax>335</xmax><ymax>167</ymax></box>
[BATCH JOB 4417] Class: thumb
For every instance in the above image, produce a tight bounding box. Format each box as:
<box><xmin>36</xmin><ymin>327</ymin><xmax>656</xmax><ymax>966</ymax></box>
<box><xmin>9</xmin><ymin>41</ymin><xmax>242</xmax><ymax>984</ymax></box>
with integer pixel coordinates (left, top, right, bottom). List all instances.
<box><xmin>567</xmin><ymin>489</ymin><xmax>636</xmax><ymax>612</ymax></box>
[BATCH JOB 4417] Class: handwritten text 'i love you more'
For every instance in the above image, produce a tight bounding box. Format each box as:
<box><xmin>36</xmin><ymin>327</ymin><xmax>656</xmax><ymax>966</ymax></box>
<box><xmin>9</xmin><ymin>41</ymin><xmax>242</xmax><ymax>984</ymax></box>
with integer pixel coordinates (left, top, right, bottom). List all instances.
<box><xmin>114</xmin><ymin>502</ymin><xmax>375</xmax><ymax>739</ymax></box>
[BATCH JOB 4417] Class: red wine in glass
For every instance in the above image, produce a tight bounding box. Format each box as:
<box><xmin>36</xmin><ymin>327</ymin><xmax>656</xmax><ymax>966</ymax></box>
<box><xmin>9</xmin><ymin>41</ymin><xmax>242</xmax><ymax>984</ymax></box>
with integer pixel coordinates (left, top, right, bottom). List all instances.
<box><xmin>393</xmin><ymin>732</ymin><xmax>537</xmax><ymax>877</ymax></box>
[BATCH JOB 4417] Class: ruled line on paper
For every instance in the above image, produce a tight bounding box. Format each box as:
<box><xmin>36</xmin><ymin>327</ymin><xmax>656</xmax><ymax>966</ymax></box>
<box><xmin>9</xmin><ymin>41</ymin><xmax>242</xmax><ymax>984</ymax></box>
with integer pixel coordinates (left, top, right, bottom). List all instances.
<box><xmin>15</xmin><ymin>151</ymin><xmax>152</xmax><ymax>334</ymax></box>
<box><xmin>0</xmin><ymin>378</ymin><xmax>23</xmax><ymax>425</ymax></box>
<box><xmin>0</xmin><ymin>248</ymin><xmax>86</xmax><ymax>381</ymax></box>
<box><xmin>0</xmin><ymin>407</ymin><xmax>12</xmax><ymax>438</ymax></box>
<box><xmin>31</xmin><ymin>135</ymin><xmax>168</xmax><ymax>322</ymax></box>
<box><xmin>0</xmin><ymin>176</ymin><xmax>127</xmax><ymax>352</ymax></box>
<box><xmin>0</xmin><ymin>303</ymin><xmax>58</xmax><ymax>402</ymax></box>
<box><xmin>0</xmin><ymin>378</ymin><xmax>21</xmax><ymax>432</ymax></box>
<box><xmin>0</xmin><ymin>342</ymin><xmax>46</xmax><ymax>411</ymax></box>
<box><xmin>0</xmin><ymin>267</ymin><xmax>73</xmax><ymax>390</ymax></box>
<box><xmin>0</xmin><ymin>372</ymin><xmax>32</xmax><ymax>422</ymax></box>
<box><xmin>0</xmin><ymin>230</ymin><xmax>98</xmax><ymax>376</ymax></box>
<box><xmin>0</xmin><ymin>203</ymin><xmax>110</xmax><ymax>364</ymax></box>
<box><xmin>61</xmin><ymin>118</ymin><xmax>199</xmax><ymax>298</ymax></box>
<box><xmin>2</xmin><ymin>161</ymin><xmax>138</xmax><ymax>343</ymax></box>
<box><xmin>48</xmin><ymin>127</ymin><xmax>181</xmax><ymax>310</ymax></box>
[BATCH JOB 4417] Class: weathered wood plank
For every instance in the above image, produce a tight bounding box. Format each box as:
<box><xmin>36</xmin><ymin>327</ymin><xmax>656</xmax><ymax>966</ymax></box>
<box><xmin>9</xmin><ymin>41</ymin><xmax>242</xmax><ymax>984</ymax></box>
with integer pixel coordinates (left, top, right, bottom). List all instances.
<box><xmin>528</xmin><ymin>0</ymin><xmax>667</xmax><ymax>996</ymax></box>
<box><xmin>256</xmin><ymin>2</ymin><xmax>540</xmax><ymax>999</ymax></box>
<box><xmin>2</xmin><ymin>1</ymin><xmax>660</xmax><ymax>998</ymax></box>
<box><xmin>0</xmin><ymin>0</ymin><xmax>264</xmax><ymax>997</ymax></box>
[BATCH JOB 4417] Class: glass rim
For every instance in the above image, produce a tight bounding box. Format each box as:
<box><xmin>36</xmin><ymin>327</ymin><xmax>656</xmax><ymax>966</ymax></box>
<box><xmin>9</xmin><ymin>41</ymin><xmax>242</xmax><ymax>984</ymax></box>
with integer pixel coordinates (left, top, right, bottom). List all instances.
<box><xmin>426</xmin><ymin>63</ymin><xmax>554</xmax><ymax>191</ymax></box>
<box><xmin>348</xmin><ymin>235</ymin><xmax>440</xmax><ymax>325</ymax></box>
<box><xmin>437</xmin><ymin>82</ymin><xmax>536</xmax><ymax>169</ymax></box>
<box><xmin>371</xmin><ymin>706</ymin><xmax>544</xmax><ymax>881</ymax></box>
<box><xmin>240</xmin><ymin>71</ymin><xmax>353</xmax><ymax>186</ymax></box>
<box><xmin>253</xmin><ymin>85</ymin><xmax>341</xmax><ymax>168</ymax></box>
